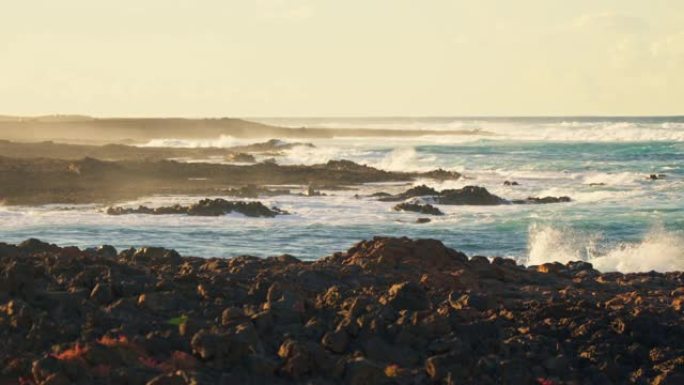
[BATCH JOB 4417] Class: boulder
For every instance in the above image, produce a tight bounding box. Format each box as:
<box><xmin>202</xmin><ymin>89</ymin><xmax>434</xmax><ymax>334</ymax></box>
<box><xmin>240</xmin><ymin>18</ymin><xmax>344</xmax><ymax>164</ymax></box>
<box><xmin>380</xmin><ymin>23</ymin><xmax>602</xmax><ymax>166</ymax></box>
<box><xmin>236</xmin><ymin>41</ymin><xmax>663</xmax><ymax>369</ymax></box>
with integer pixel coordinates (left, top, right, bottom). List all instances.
<box><xmin>513</xmin><ymin>196</ymin><xmax>571</xmax><ymax>204</ymax></box>
<box><xmin>393</xmin><ymin>202</ymin><xmax>444</xmax><ymax>216</ymax></box>
<box><xmin>107</xmin><ymin>198</ymin><xmax>286</xmax><ymax>218</ymax></box>
<box><xmin>386</xmin><ymin>281</ymin><xmax>430</xmax><ymax>311</ymax></box>
<box><xmin>438</xmin><ymin>186</ymin><xmax>507</xmax><ymax>205</ymax></box>
<box><xmin>344</xmin><ymin>358</ymin><xmax>385</xmax><ymax>385</ymax></box>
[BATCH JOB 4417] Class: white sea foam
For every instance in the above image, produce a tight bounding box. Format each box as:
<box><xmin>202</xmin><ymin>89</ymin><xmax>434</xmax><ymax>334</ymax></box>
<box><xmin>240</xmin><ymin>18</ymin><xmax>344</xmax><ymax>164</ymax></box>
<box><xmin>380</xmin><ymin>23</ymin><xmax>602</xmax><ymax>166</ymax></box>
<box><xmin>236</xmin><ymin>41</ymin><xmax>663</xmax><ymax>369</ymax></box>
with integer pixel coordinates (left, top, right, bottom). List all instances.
<box><xmin>526</xmin><ymin>224</ymin><xmax>684</xmax><ymax>272</ymax></box>
<box><xmin>582</xmin><ymin>172</ymin><xmax>640</xmax><ymax>186</ymax></box>
<box><xmin>251</xmin><ymin>118</ymin><xmax>684</xmax><ymax>142</ymax></box>
<box><xmin>140</xmin><ymin>135</ymin><xmax>251</xmax><ymax>148</ymax></box>
<box><xmin>138</xmin><ymin>119</ymin><xmax>684</xmax><ymax>150</ymax></box>
<box><xmin>368</xmin><ymin>147</ymin><xmax>437</xmax><ymax>172</ymax></box>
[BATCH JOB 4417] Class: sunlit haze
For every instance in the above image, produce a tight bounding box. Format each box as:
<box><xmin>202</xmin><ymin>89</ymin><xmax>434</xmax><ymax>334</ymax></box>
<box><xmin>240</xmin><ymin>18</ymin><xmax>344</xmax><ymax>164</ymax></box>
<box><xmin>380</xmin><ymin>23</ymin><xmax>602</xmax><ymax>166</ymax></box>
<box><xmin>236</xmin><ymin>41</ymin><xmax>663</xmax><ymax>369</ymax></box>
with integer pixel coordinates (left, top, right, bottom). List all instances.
<box><xmin>1</xmin><ymin>0</ymin><xmax>683</xmax><ymax>117</ymax></box>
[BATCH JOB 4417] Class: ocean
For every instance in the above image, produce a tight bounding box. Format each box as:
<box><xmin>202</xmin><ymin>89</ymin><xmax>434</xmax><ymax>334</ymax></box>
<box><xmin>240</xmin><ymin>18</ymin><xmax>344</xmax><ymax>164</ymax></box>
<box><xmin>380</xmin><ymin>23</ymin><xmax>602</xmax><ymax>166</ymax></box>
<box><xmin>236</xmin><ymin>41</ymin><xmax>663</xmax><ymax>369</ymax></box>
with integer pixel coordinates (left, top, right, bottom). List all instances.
<box><xmin>1</xmin><ymin>117</ymin><xmax>683</xmax><ymax>272</ymax></box>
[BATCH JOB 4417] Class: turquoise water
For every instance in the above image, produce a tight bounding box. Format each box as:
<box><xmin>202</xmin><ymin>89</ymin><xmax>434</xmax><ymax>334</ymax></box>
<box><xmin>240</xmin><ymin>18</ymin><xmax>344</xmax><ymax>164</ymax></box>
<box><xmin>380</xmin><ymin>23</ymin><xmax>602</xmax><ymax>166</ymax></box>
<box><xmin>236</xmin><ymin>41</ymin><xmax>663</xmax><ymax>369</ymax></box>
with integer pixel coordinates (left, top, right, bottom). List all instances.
<box><xmin>1</xmin><ymin>118</ymin><xmax>683</xmax><ymax>272</ymax></box>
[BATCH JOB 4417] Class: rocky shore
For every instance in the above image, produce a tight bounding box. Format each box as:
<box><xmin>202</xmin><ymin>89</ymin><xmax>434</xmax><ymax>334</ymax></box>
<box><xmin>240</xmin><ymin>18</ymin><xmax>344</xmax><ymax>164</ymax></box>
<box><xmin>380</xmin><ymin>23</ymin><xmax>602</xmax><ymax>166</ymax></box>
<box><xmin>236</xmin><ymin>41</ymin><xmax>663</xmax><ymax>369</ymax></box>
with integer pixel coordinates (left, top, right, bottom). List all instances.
<box><xmin>106</xmin><ymin>199</ymin><xmax>287</xmax><ymax>218</ymax></box>
<box><xmin>379</xmin><ymin>185</ymin><xmax>571</xmax><ymax>205</ymax></box>
<box><xmin>0</xmin><ymin>158</ymin><xmax>459</xmax><ymax>205</ymax></box>
<box><xmin>393</xmin><ymin>203</ymin><xmax>445</xmax><ymax>216</ymax></box>
<box><xmin>0</xmin><ymin>139</ymin><xmax>318</xmax><ymax>163</ymax></box>
<box><xmin>0</xmin><ymin>116</ymin><xmax>490</xmax><ymax>144</ymax></box>
<box><xmin>1</xmin><ymin>237</ymin><xmax>682</xmax><ymax>385</ymax></box>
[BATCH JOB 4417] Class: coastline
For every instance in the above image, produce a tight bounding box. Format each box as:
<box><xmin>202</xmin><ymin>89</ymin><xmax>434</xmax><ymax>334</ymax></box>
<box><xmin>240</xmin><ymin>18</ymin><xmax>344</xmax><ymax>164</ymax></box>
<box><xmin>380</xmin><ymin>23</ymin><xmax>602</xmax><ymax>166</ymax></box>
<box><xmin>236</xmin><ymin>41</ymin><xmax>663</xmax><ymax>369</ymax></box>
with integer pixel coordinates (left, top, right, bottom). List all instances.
<box><xmin>0</xmin><ymin>156</ymin><xmax>458</xmax><ymax>205</ymax></box>
<box><xmin>0</xmin><ymin>117</ymin><xmax>488</xmax><ymax>145</ymax></box>
<box><xmin>1</xmin><ymin>237</ymin><xmax>682</xmax><ymax>384</ymax></box>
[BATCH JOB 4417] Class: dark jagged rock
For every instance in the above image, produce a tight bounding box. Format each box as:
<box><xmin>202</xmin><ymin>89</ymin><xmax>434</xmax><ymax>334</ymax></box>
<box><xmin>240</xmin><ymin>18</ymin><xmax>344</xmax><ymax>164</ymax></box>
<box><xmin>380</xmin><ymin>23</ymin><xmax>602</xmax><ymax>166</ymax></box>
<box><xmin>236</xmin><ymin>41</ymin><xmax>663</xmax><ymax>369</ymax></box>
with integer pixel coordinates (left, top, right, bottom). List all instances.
<box><xmin>512</xmin><ymin>196</ymin><xmax>572</xmax><ymax>204</ymax></box>
<box><xmin>0</xmin><ymin>156</ymin><xmax>461</xmax><ymax>205</ymax></box>
<box><xmin>438</xmin><ymin>186</ymin><xmax>507</xmax><ymax>205</ymax></box>
<box><xmin>229</xmin><ymin>139</ymin><xmax>315</xmax><ymax>154</ymax></box>
<box><xmin>379</xmin><ymin>185</ymin><xmax>571</xmax><ymax>206</ymax></box>
<box><xmin>106</xmin><ymin>198</ymin><xmax>287</xmax><ymax>218</ymax></box>
<box><xmin>223</xmin><ymin>185</ymin><xmax>291</xmax><ymax>198</ymax></box>
<box><xmin>324</xmin><ymin>159</ymin><xmax>374</xmax><ymax>172</ymax></box>
<box><xmin>420</xmin><ymin>168</ymin><xmax>461</xmax><ymax>180</ymax></box>
<box><xmin>0</xmin><ymin>237</ymin><xmax>682</xmax><ymax>385</ymax></box>
<box><xmin>378</xmin><ymin>184</ymin><xmax>439</xmax><ymax>202</ymax></box>
<box><xmin>393</xmin><ymin>202</ymin><xmax>444</xmax><ymax>216</ymax></box>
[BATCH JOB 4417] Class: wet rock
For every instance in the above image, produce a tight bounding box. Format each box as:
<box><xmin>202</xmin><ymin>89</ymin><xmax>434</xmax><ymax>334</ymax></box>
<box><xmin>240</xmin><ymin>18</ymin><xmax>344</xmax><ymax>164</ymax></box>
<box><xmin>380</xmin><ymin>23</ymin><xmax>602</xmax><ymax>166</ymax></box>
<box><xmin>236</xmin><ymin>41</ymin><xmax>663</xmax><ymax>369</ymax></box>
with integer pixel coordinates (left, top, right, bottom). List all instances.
<box><xmin>378</xmin><ymin>184</ymin><xmax>439</xmax><ymax>202</ymax></box>
<box><xmin>379</xmin><ymin>185</ymin><xmax>572</xmax><ymax>206</ymax></box>
<box><xmin>393</xmin><ymin>202</ymin><xmax>444</xmax><ymax>216</ymax></box>
<box><xmin>107</xmin><ymin>198</ymin><xmax>286</xmax><ymax>218</ymax></box>
<box><xmin>513</xmin><ymin>196</ymin><xmax>571</xmax><ymax>204</ymax></box>
<box><xmin>416</xmin><ymin>217</ymin><xmax>432</xmax><ymax>224</ymax></box>
<box><xmin>503</xmin><ymin>180</ymin><xmax>519</xmax><ymax>186</ymax></box>
<box><xmin>422</xmin><ymin>168</ymin><xmax>462</xmax><ymax>180</ymax></box>
<box><xmin>438</xmin><ymin>186</ymin><xmax>507</xmax><ymax>205</ymax></box>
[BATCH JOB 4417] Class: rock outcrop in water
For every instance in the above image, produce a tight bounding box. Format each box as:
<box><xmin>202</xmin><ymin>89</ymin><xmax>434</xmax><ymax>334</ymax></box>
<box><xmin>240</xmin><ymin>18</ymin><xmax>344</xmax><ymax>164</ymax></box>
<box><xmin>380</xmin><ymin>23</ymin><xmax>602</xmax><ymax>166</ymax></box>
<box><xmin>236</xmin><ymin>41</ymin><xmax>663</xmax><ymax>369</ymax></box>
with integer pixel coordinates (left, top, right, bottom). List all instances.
<box><xmin>512</xmin><ymin>196</ymin><xmax>572</xmax><ymax>204</ymax></box>
<box><xmin>106</xmin><ymin>199</ymin><xmax>287</xmax><ymax>217</ymax></box>
<box><xmin>393</xmin><ymin>202</ymin><xmax>445</xmax><ymax>216</ymax></box>
<box><xmin>1</xmin><ymin>237</ymin><xmax>682</xmax><ymax>385</ymax></box>
<box><xmin>0</xmin><ymin>157</ymin><xmax>461</xmax><ymax>205</ymax></box>
<box><xmin>438</xmin><ymin>186</ymin><xmax>508</xmax><ymax>205</ymax></box>
<box><xmin>228</xmin><ymin>139</ymin><xmax>315</xmax><ymax>154</ymax></box>
<box><xmin>379</xmin><ymin>185</ymin><xmax>571</xmax><ymax>206</ymax></box>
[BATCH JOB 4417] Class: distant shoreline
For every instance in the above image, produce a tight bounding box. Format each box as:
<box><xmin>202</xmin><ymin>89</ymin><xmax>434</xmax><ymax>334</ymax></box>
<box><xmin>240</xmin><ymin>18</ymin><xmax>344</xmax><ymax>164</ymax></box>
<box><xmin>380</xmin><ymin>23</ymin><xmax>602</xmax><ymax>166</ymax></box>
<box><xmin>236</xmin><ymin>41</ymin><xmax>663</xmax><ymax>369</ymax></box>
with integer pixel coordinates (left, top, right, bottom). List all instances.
<box><xmin>0</xmin><ymin>116</ymin><xmax>492</xmax><ymax>144</ymax></box>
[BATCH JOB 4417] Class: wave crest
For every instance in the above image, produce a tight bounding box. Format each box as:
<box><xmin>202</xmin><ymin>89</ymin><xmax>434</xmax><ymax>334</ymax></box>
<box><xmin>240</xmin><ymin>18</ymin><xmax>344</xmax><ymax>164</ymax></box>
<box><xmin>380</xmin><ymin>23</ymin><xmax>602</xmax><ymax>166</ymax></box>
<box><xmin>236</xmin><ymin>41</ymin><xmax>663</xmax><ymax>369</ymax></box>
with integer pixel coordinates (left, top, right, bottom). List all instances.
<box><xmin>526</xmin><ymin>224</ymin><xmax>684</xmax><ymax>273</ymax></box>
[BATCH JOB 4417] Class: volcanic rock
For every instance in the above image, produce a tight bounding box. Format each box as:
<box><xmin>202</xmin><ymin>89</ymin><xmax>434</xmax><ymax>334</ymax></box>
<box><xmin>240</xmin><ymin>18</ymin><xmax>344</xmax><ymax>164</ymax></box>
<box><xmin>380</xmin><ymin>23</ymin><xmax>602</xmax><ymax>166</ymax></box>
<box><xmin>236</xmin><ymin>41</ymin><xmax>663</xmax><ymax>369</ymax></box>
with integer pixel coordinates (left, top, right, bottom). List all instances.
<box><xmin>438</xmin><ymin>186</ymin><xmax>507</xmax><ymax>205</ymax></box>
<box><xmin>393</xmin><ymin>202</ymin><xmax>444</xmax><ymax>216</ymax></box>
<box><xmin>0</xmin><ymin>237</ymin><xmax>682</xmax><ymax>385</ymax></box>
<box><xmin>107</xmin><ymin>198</ymin><xmax>286</xmax><ymax>217</ymax></box>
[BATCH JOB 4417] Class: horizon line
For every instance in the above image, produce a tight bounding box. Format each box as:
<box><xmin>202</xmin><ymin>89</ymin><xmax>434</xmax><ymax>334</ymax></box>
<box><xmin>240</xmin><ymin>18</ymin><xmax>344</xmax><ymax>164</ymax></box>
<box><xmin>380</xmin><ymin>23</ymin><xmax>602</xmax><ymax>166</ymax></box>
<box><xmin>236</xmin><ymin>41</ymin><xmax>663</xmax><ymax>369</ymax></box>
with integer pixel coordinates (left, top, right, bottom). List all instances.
<box><xmin>2</xmin><ymin>114</ymin><xmax>684</xmax><ymax>120</ymax></box>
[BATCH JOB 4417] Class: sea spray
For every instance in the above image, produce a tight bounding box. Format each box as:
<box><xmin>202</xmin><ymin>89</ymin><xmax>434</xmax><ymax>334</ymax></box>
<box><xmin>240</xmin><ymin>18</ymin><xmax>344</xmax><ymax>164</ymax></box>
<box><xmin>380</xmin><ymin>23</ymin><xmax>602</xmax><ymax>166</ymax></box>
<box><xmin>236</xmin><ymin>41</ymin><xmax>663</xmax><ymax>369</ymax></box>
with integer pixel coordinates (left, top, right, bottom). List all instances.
<box><xmin>526</xmin><ymin>223</ymin><xmax>684</xmax><ymax>273</ymax></box>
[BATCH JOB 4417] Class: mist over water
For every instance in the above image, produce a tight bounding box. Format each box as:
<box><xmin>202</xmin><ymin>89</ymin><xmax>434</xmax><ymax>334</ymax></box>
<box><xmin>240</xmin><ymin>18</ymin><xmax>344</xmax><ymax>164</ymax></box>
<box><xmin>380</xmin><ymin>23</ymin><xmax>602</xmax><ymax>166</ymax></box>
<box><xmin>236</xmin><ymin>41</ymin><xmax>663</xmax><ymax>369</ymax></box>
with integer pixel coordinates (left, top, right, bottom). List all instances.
<box><xmin>2</xmin><ymin>117</ymin><xmax>683</xmax><ymax>272</ymax></box>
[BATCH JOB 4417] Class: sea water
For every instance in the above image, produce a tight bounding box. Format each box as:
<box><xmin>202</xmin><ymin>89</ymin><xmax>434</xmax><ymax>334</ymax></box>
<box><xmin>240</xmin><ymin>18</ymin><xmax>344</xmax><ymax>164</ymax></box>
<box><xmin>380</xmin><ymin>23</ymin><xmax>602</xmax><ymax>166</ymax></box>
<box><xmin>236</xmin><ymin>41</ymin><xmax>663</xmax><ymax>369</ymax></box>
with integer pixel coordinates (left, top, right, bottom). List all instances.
<box><xmin>1</xmin><ymin>117</ymin><xmax>683</xmax><ymax>272</ymax></box>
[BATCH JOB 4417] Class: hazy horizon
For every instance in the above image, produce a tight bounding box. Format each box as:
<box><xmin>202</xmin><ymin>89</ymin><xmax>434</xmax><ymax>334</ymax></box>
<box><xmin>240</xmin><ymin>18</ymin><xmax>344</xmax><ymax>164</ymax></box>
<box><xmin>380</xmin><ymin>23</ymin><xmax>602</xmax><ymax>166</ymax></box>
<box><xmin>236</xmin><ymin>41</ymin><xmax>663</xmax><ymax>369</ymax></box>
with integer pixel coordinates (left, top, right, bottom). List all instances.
<box><xmin>2</xmin><ymin>1</ymin><xmax>683</xmax><ymax>117</ymax></box>
<box><xmin>2</xmin><ymin>114</ymin><xmax>684</xmax><ymax>120</ymax></box>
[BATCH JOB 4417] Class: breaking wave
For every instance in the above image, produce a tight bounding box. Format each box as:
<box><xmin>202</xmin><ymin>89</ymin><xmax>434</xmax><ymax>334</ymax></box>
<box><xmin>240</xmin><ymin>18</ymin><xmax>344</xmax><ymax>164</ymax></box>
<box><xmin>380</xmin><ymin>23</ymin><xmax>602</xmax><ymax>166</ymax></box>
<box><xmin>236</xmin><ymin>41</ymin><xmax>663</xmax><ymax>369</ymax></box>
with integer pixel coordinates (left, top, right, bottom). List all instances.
<box><xmin>252</xmin><ymin>117</ymin><xmax>684</xmax><ymax>142</ymax></box>
<box><xmin>526</xmin><ymin>224</ymin><xmax>684</xmax><ymax>273</ymax></box>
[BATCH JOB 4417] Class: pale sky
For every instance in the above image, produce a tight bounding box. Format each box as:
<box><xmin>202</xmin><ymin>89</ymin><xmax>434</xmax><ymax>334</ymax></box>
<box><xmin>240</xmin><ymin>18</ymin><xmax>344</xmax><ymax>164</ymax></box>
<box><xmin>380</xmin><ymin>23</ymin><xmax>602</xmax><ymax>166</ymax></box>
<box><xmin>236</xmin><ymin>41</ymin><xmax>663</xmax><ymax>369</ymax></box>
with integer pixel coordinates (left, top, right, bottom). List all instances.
<box><xmin>1</xmin><ymin>0</ymin><xmax>682</xmax><ymax>117</ymax></box>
